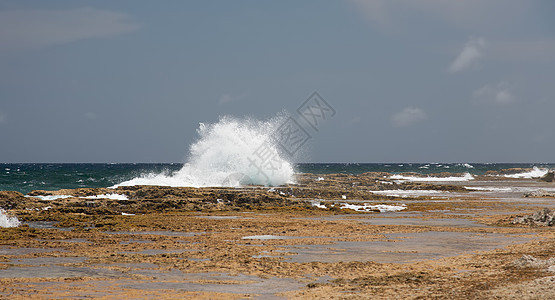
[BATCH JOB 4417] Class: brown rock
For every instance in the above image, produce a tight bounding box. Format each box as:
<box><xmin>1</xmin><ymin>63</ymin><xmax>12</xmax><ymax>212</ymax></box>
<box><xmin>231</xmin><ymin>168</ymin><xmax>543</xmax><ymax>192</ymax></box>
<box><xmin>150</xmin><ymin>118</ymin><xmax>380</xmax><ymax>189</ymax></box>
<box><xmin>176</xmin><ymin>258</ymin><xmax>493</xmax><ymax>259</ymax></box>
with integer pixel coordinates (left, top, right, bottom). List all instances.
<box><xmin>0</xmin><ymin>191</ymin><xmax>27</xmax><ymax>209</ymax></box>
<box><xmin>485</xmin><ymin>168</ymin><xmax>531</xmax><ymax>176</ymax></box>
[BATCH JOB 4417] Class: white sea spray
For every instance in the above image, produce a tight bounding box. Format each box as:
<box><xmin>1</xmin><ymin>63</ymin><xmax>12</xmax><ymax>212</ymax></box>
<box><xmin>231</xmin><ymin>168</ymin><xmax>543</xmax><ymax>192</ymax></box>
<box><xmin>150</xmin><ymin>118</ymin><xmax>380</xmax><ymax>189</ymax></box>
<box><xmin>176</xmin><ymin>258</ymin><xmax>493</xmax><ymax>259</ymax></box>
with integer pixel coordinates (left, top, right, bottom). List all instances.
<box><xmin>0</xmin><ymin>208</ymin><xmax>20</xmax><ymax>228</ymax></box>
<box><xmin>114</xmin><ymin>115</ymin><xmax>295</xmax><ymax>188</ymax></box>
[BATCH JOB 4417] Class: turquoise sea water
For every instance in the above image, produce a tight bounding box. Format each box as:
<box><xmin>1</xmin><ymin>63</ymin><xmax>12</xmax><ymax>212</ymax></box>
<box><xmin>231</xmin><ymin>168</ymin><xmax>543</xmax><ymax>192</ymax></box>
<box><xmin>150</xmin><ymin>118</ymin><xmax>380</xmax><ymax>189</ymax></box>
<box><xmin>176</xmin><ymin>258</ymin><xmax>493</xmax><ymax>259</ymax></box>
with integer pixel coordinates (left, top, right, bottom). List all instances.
<box><xmin>1</xmin><ymin>163</ymin><xmax>553</xmax><ymax>195</ymax></box>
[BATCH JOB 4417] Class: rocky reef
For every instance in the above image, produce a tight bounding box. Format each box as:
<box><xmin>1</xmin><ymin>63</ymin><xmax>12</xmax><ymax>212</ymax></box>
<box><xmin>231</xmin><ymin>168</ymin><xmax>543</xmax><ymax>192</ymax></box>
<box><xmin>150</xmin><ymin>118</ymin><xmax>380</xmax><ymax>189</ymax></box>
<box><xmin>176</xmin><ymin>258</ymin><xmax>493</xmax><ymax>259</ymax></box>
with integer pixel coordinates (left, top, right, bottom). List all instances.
<box><xmin>1</xmin><ymin>172</ymin><xmax>554</xmax><ymax>298</ymax></box>
<box><xmin>1</xmin><ymin>173</ymin><xmax>469</xmax><ymax>217</ymax></box>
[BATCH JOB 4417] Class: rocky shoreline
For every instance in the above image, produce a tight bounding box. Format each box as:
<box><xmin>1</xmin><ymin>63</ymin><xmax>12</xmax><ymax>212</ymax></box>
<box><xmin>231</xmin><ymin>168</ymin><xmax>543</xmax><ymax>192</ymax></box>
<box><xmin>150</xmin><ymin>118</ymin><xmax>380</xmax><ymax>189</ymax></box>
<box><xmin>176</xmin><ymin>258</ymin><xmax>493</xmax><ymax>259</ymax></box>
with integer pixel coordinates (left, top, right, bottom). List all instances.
<box><xmin>1</xmin><ymin>172</ymin><xmax>554</xmax><ymax>298</ymax></box>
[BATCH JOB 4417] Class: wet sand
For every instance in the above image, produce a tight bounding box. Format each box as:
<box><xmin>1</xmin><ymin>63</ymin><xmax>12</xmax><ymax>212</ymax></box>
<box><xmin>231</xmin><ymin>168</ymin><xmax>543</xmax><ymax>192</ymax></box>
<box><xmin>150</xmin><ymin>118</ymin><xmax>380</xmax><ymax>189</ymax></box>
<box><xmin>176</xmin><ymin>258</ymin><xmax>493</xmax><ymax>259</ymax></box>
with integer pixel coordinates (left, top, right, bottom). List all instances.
<box><xmin>1</xmin><ymin>173</ymin><xmax>554</xmax><ymax>299</ymax></box>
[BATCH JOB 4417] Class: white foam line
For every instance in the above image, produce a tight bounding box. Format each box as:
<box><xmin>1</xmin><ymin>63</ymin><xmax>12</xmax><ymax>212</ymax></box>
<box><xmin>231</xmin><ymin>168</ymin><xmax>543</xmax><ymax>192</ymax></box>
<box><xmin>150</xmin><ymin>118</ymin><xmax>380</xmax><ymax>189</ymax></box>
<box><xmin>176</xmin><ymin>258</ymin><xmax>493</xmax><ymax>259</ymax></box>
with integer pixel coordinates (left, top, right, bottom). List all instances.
<box><xmin>371</xmin><ymin>190</ymin><xmax>448</xmax><ymax>197</ymax></box>
<box><xmin>390</xmin><ymin>173</ymin><xmax>474</xmax><ymax>182</ymax></box>
<box><xmin>26</xmin><ymin>194</ymin><xmax>129</xmax><ymax>201</ymax></box>
<box><xmin>82</xmin><ymin>194</ymin><xmax>128</xmax><ymax>200</ymax></box>
<box><xmin>25</xmin><ymin>195</ymin><xmax>73</xmax><ymax>201</ymax></box>
<box><xmin>504</xmin><ymin>167</ymin><xmax>549</xmax><ymax>179</ymax></box>
<box><xmin>310</xmin><ymin>200</ymin><xmax>327</xmax><ymax>209</ymax></box>
<box><xmin>340</xmin><ymin>203</ymin><xmax>406</xmax><ymax>212</ymax></box>
<box><xmin>465</xmin><ymin>186</ymin><xmax>555</xmax><ymax>193</ymax></box>
<box><xmin>464</xmin><ymin>186</ymin><xmax>512</xmax><ymax>192</ymax></box>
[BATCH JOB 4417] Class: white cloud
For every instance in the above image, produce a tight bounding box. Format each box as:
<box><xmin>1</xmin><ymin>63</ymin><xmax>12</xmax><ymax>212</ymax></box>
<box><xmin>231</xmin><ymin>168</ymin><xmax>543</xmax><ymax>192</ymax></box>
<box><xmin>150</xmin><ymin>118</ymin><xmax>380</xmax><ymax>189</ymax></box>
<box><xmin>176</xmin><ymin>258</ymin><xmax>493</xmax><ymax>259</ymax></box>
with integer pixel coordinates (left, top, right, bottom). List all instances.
<box><xmin>0</xmin><ymin>7</ymin><xmax>140</xmax><ymax>51</ymax></box>
<box><xmin>350</xmin><ymin>0</ymin><xmax>535</xmax><ymax>35</ymax></box>
<box><xmin>391</xmin><ymin>107</ymin><xmax>428</xmax><ymax>128</ymax></box>
<box><xmin>350</xmin><ymin>1</ymin><xmax>552</xmax><ymax>64</ymax></box>
<box><xmin>449</xmin><ymin>37</ymin><xmax>486</xmax><ymax>73</ymax></box>
<box><xmin>84</xmin><ymin>112</ymin><xmax>98</xmax><ymax>120</ymax></box>
<box><xmin>218</xmin><ymin>92</ymin><xmax>247</xmax><ymax>105</ymax></box>
<box><xmin>473</xmin><ymin>82</ymin><xmax>516</xmax><ymax>105</ymax></box>
<box><xmin>0</xmin><ymin>111</ymin><xmax>6</xmax><ymax>123</ymax></box>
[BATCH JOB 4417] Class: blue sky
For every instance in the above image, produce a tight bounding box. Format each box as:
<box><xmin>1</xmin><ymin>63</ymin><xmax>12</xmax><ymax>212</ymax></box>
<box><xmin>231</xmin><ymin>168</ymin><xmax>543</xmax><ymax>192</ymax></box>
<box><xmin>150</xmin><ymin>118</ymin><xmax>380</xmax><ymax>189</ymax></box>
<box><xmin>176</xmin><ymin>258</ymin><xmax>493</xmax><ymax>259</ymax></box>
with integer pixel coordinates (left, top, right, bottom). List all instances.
<box><xmin>1</xmin><ymin>0</ymin><xmax>554</xmax><ymax>163</ymax></box>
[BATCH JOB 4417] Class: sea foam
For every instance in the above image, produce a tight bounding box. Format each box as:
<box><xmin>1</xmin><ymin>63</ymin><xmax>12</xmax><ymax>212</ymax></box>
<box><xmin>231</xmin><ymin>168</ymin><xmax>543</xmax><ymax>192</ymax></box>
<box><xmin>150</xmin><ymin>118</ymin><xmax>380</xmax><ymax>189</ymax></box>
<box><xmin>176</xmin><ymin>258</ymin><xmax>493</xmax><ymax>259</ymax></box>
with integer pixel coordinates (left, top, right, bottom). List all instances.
<box><xmin>114</xmin><ymin>115</ymin><xmax>295</xmax><ymax>188</ymax></box>
<box><xmin>370</xmin><ymin>190</ymin><xmax>449</xmax><ymax>197</ymax></box>
<box><xmin>340</xmin><ymin>203</ymin><xmax>406</xmax><ymax>212</ymax></box>
<box><xmin>390</xmin><ymin>173</ymin><xmax>474</xmax><ymax>182</ymax></box>
<box><xmin>83</xmin><ymin>194</ymin><xmax>128</xmax><ymax>200</ymax></box>
<box><xmin>504</xmin><ymin>166</ymin><xmax>549</xmax><ymax>179</ymax></box>
<box><xmin>25</xmin><ymin>195</ymin><xmax>73</xmax><ymax>201</ymax></box>
<box><xmin>0</xmin><ymin>208</ymin><xmax>20</xmax><ymax>228</ymax></box>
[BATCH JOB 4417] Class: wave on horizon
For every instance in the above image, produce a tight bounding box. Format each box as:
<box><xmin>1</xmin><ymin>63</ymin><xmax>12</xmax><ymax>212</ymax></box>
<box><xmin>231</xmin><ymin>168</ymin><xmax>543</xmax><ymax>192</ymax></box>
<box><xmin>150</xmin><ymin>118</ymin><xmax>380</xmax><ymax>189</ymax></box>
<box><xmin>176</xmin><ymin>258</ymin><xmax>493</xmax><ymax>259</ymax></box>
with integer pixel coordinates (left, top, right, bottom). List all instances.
<box><xmin>390</xmin><ymin>173</ymin><xmax>474</xmax><ymax>182</ymax></box>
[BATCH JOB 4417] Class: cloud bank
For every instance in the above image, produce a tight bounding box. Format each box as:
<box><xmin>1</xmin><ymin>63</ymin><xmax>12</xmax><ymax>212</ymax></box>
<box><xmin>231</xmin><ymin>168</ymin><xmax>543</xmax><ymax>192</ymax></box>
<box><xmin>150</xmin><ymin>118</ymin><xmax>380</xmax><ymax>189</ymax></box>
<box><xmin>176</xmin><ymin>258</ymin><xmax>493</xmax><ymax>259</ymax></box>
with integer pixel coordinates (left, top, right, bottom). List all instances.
<box><xmin>0</xmin><ymin>7</ymin><xmax>140</xmax><ymax>51</ymax></box>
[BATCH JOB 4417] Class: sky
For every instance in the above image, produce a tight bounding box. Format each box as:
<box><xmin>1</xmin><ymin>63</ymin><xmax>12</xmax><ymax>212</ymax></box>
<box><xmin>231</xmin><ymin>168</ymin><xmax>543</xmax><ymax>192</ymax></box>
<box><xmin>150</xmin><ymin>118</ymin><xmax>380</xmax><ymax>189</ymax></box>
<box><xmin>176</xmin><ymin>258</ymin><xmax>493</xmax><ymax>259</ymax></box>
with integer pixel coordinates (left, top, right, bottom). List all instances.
<box><xmin>1</xmin><ymin>0</ymin><xmax>554</xmax><ymax>163</ymax></box>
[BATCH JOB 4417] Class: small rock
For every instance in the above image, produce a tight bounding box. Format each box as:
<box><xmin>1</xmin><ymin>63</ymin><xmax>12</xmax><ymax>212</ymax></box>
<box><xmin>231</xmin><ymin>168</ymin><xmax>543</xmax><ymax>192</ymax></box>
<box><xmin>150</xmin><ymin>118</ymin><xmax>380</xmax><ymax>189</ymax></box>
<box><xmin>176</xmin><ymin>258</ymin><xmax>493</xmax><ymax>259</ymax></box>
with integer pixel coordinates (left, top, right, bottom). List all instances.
<box><xmin>511</xmin><ymin>255</ymin><xmax>544</xmax><ymax>268</ymax></box>
<box><xmin>511</xmin><ymin>208</ymin><xmax>555</xmax><ymax>226</ymax></box>
<box><xmin>524</xmin><ymin>189</ymin><xmax>555</xmax><ymax>198</ymax></box>
<box><xmin>510</xmin><ymin>255</ymin><xmax>555</xmax><ymax>271</ymax></box>
<box><xmin>540</xmin><ymin>171</ymin><xmax>554</xmax><ymax>182</ymax></box>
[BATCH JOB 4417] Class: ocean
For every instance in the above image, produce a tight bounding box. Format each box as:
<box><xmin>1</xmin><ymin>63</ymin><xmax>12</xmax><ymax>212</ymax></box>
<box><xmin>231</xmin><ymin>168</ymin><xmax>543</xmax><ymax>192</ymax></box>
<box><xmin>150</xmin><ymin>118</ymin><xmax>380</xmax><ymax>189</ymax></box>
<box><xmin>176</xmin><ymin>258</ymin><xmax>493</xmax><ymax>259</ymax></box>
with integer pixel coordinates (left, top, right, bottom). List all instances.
<box><xmin>1</xmin><ymin>117</ymin><xmax>553</xmax><ymax>195</ymax></box>
<box><xmin>1</xmin><ymin>162</ymin><xmax>553</xmax><ymax>195</ymax></box>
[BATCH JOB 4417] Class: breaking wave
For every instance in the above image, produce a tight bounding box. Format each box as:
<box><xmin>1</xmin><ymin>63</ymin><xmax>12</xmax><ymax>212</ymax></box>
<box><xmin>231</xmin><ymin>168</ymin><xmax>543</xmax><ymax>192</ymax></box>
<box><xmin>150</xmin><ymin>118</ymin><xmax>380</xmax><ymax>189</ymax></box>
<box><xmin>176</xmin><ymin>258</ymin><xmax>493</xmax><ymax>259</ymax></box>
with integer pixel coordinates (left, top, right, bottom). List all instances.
<box><xmin>0</xmin><ymin>208</ymin><xmax>20</xmax><ymax>228</ymax></box>
<box><xmin>504</xmin><ymin>166</ymin><xmax>549</xmax><ymax>179</ymax></box>
<box><xmin>114</xmin><ymin>115</ymin><xmax>295</xmax><ymax>188</ymax></box>
<box><xmin>390</xmin><ymin>173</ymin><xmax>474</xmax><ymax>182</ymax></box>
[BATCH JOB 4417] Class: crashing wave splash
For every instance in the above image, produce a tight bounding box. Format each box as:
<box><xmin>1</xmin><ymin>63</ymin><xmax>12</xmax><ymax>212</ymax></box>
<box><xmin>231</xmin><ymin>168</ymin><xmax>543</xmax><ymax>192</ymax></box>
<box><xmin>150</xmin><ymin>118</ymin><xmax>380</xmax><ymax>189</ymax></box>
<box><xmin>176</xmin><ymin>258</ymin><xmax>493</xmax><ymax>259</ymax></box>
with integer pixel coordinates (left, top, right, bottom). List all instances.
<box><xmin>114</xmin><ymin>115</ymin><xmax>295</xmax><ymax>188</ymax></box>
<box><xmin>0</xmin><ymin>208</ymin><xmax>20</xmax><ymax>228</ymax></box>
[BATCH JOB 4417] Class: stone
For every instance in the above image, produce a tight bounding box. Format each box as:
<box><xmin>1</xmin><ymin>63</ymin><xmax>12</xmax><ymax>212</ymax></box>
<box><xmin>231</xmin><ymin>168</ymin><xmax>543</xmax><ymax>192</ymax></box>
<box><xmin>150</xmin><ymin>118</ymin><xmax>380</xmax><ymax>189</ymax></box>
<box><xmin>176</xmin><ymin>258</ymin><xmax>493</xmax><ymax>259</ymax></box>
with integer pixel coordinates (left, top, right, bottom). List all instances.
<box><xmin>510</xmin><ymin>255</ymin><xmax>555</xmax><ymax>271</ymax></box>
<box><xmin>523</xmin><ymin>189</ymin><xmax>555</xmax><ymax>198</ymax></box>
<box><xmin>511</xmin><ymin>208</ymin><xmax>555</xmax><ymax>226</ymax></box>
<box><xmin>540</xmin><ymin>171</ymin><xmax>554</xmax><ymax>182</ymax></box>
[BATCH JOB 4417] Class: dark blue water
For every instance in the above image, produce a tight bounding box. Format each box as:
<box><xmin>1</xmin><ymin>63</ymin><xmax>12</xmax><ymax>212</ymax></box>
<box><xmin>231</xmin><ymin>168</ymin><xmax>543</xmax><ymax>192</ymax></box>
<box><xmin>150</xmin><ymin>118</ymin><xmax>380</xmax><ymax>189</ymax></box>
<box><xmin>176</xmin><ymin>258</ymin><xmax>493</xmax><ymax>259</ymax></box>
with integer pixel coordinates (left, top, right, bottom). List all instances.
<box><xmin>0</xmin><ymin>163</ymin><xmax>182</xmax><ymax>194</ymax></box>
<box><xmin>1</xmin><ymin>163</ymin><xmax>553</xmax><ymax>195</ymax></box>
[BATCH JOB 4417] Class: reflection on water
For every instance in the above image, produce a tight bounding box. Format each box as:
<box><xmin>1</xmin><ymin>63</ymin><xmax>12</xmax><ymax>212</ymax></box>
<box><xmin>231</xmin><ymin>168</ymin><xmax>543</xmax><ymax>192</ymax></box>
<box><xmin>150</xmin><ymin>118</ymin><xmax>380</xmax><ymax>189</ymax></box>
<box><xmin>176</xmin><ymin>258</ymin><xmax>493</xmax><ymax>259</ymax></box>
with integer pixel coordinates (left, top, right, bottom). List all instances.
<box><xmin>283</xmin><ymin>231</ymin><xmax>533</xmax><ymax>264</ymax></box>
